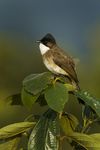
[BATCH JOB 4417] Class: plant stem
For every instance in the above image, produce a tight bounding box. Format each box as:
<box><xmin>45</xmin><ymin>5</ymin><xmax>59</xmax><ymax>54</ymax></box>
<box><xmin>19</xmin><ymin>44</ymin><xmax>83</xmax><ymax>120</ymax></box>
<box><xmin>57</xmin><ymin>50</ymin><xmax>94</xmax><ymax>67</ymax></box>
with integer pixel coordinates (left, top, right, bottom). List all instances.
<box><xmin>81</xmin><ymin>120</ymin><xmax>92</xmax><ymax>133</ymax></box>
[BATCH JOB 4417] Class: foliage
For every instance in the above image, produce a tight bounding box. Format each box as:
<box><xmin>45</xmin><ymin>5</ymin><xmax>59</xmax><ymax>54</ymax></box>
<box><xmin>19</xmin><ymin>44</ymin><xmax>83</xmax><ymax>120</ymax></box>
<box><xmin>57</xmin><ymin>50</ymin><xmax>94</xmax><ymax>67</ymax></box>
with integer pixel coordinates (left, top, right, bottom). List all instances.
<box><xmin>1</xmin><ymin>72</ymin><xmax>100</xmax><ymax>150</ymax></box>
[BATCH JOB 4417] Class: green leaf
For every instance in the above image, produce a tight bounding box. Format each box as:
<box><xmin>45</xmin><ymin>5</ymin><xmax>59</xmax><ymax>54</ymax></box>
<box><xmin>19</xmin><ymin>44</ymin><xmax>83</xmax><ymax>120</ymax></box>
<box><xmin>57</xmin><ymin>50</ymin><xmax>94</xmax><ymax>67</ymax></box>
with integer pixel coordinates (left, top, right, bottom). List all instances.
<box><xmin>28</xmin><ymin>109</ymin><xmax>60</xmax><ymax>150</ymax></box>
<box><xmin>90</xmin><ymin>133</ymin><xmax>100</xmax><ymax>141</ymax></box>
<box><xmin>28</xmin><ymin>116</ymin><xmax>49</xmax><ymax>150</ymax></box>
<box><xmin>0</xmin><ymin>137</ymin><xmax>21</xmax><ymax>150</ymax></box>
<box><xmin>21</xmin><ymin>89</ymin><xmax>39</xmax><ymax>108</ymax></box>
<box><xmin>75</xmin><ymin>90</ymin><xmax>100</xmax><ymax>117</ymax></box>
<box><xmin>64</xmin><ymin>83</ymin><xmax>76</xmax><ymax>91</ymax></box>
<box><xmin>23</xmin><ymin>72</ymin><xmax>53</xmax><ymax>95</ymax></box>
<box><xmin>4</xmin><ymin>93</ymin><xmax>23</xmax><ymax>106</ymax></box>
<box><xmin>45</xmin><ymin>82</ymin><xmax>68</xmax><ymax>113</ymax></box>
<box><xmin>68</xmin><ymin>132</ymin><xmax>100</xmax><ymax>150</ymax></box>
<box><xmin>46</xmin><ymin>117</ymin><xmax>60</xmax><ymax>149</ymax></box>
<box><xmin>0</xmin><ymin>122</ymin><xmax>35</xmax><ymax>140</ymax></box>
<box><xmin>60</xmin><ymin>113</ymin><xmax>79</xmax><ymax>135</ymax></box>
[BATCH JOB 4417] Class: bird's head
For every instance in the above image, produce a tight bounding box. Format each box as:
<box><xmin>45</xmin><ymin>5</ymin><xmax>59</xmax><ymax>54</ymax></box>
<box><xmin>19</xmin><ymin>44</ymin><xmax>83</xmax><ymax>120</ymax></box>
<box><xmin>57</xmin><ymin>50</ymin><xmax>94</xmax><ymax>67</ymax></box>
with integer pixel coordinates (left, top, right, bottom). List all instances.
<box><xmin>36</xmin><ymin>33</ymin><xmax>56</xmax><ymax>55</ymax></box>
<box><xmin>40</xmin><ymin>33</ymin><xmax>56</xmax><ymax>47</ymax></box>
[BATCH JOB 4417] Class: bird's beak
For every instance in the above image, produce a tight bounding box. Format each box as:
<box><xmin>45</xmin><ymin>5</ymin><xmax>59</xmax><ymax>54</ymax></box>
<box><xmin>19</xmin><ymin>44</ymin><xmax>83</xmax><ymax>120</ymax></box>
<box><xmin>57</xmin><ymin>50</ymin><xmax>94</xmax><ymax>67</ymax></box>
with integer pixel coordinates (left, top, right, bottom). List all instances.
<box><xmin>35</xmin><ymin>40</ymin><xmax>40</xmax><ymax>43</ymax></box>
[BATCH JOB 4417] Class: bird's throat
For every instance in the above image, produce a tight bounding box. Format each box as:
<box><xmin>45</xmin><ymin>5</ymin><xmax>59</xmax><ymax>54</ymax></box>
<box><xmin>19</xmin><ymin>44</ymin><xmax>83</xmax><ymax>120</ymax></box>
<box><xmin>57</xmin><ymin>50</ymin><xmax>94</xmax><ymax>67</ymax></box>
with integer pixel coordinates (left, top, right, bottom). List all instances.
<box><xmin>39</xmin><ymin>43</ymin><xmax>50</xmax><ymax>55</ymax></box>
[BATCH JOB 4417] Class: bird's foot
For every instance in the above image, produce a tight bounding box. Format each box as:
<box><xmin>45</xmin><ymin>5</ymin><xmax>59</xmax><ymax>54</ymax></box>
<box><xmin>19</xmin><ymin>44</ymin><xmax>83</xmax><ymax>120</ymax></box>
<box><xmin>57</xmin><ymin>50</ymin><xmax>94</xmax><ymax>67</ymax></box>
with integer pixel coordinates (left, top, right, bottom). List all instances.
<box><xmin>53</xmin><ymin>77</ymin><xmax>60</xmax><ymax>85</ymax></box>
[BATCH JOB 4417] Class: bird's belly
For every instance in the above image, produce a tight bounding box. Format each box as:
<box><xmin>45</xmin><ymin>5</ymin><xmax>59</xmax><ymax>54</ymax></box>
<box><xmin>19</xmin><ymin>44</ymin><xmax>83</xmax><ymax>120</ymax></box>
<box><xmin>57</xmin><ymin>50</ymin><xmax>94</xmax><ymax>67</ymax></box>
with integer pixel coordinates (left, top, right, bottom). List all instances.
<box><xmin>43</xmin><ymin>58</ymin><xmax>67</xmax><ymax>75</ymax></box>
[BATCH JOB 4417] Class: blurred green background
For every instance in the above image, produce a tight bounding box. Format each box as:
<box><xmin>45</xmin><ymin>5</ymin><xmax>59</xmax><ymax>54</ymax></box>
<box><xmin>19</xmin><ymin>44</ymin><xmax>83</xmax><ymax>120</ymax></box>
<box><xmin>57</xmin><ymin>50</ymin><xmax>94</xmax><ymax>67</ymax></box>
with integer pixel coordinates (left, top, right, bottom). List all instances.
<box><xmin>0</xmin><ymin>0</ymin><xmax>100</xmax><ymax>141</ymax></box>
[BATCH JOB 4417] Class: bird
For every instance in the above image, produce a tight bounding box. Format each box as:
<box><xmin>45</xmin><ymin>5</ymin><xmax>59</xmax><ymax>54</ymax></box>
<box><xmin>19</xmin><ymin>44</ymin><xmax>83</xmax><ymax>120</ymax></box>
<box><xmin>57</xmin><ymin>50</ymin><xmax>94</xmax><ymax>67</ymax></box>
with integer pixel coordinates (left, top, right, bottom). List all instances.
<box><xmin>36</xmin><ymin>33</ymin><xmax>80</xmax><ymax>90</ymax></box>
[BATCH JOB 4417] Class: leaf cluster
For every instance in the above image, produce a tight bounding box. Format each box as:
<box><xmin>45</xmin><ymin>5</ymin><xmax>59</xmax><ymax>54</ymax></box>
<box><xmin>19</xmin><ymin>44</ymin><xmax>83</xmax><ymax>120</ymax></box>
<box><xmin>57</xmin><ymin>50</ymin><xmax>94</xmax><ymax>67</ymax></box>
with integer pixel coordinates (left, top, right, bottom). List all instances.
<box><xmin>1</xmin><ymin>72</ymin><xmax>100</xmax><ymax>150</ymax></box>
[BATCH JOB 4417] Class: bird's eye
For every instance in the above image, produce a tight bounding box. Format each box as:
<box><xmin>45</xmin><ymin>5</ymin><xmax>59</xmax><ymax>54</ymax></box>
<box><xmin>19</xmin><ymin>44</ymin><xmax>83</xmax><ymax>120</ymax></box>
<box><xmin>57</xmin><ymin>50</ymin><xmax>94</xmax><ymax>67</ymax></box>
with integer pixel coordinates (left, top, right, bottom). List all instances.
<box><xmin>43</xmin><ymin>40</ymin><xmax>48</xmax><ymax>45</ymax></box>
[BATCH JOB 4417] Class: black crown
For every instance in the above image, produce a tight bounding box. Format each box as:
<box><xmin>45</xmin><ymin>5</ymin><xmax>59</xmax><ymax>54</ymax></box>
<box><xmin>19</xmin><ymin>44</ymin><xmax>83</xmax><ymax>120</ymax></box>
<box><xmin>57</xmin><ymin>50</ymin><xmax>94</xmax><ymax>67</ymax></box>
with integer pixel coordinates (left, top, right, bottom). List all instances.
<box><xmin>40</xmin><ymin>33</ymin><xmax>56</xmax><ymax>45</ymax></box>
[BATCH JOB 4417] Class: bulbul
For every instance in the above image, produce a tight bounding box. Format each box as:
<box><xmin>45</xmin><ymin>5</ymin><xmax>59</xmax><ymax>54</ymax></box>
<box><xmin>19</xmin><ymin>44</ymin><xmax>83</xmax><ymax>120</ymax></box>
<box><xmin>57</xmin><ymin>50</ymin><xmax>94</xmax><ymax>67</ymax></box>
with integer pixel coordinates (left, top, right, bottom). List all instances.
<box><xmin>36</xmin><ymin>33</ymin><xmax>79</xmax><ymax>89</ymax></box>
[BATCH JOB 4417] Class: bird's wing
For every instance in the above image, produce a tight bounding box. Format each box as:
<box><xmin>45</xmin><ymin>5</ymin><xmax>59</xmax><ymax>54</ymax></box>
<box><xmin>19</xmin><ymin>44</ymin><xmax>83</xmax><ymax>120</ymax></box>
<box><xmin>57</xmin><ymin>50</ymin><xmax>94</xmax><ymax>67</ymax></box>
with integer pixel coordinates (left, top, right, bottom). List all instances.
<box><xmin>52</xmin><ymin>47</ymin><xmax>79</xmax><ymax>83</ymax></box>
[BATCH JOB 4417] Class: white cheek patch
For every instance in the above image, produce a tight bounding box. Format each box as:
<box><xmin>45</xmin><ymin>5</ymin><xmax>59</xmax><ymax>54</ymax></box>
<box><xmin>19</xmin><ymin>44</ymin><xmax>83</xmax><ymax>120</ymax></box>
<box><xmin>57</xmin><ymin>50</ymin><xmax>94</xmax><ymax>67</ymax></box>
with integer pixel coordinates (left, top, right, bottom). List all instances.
<box><xmin>39</xmin><ymin>43</ymin><xmax>50</xmax><ymax>55</ymax></box>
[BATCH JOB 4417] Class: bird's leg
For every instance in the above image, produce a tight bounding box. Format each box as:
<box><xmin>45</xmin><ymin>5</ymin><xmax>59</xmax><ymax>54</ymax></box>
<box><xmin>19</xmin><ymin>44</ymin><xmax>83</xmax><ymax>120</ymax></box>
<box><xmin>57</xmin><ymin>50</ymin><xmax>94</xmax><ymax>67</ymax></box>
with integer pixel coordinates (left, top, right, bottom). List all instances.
<box><xmin>53</xmin><ymin>75</ymin><xmax>61</xmax><ymax>85</ymax></box>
